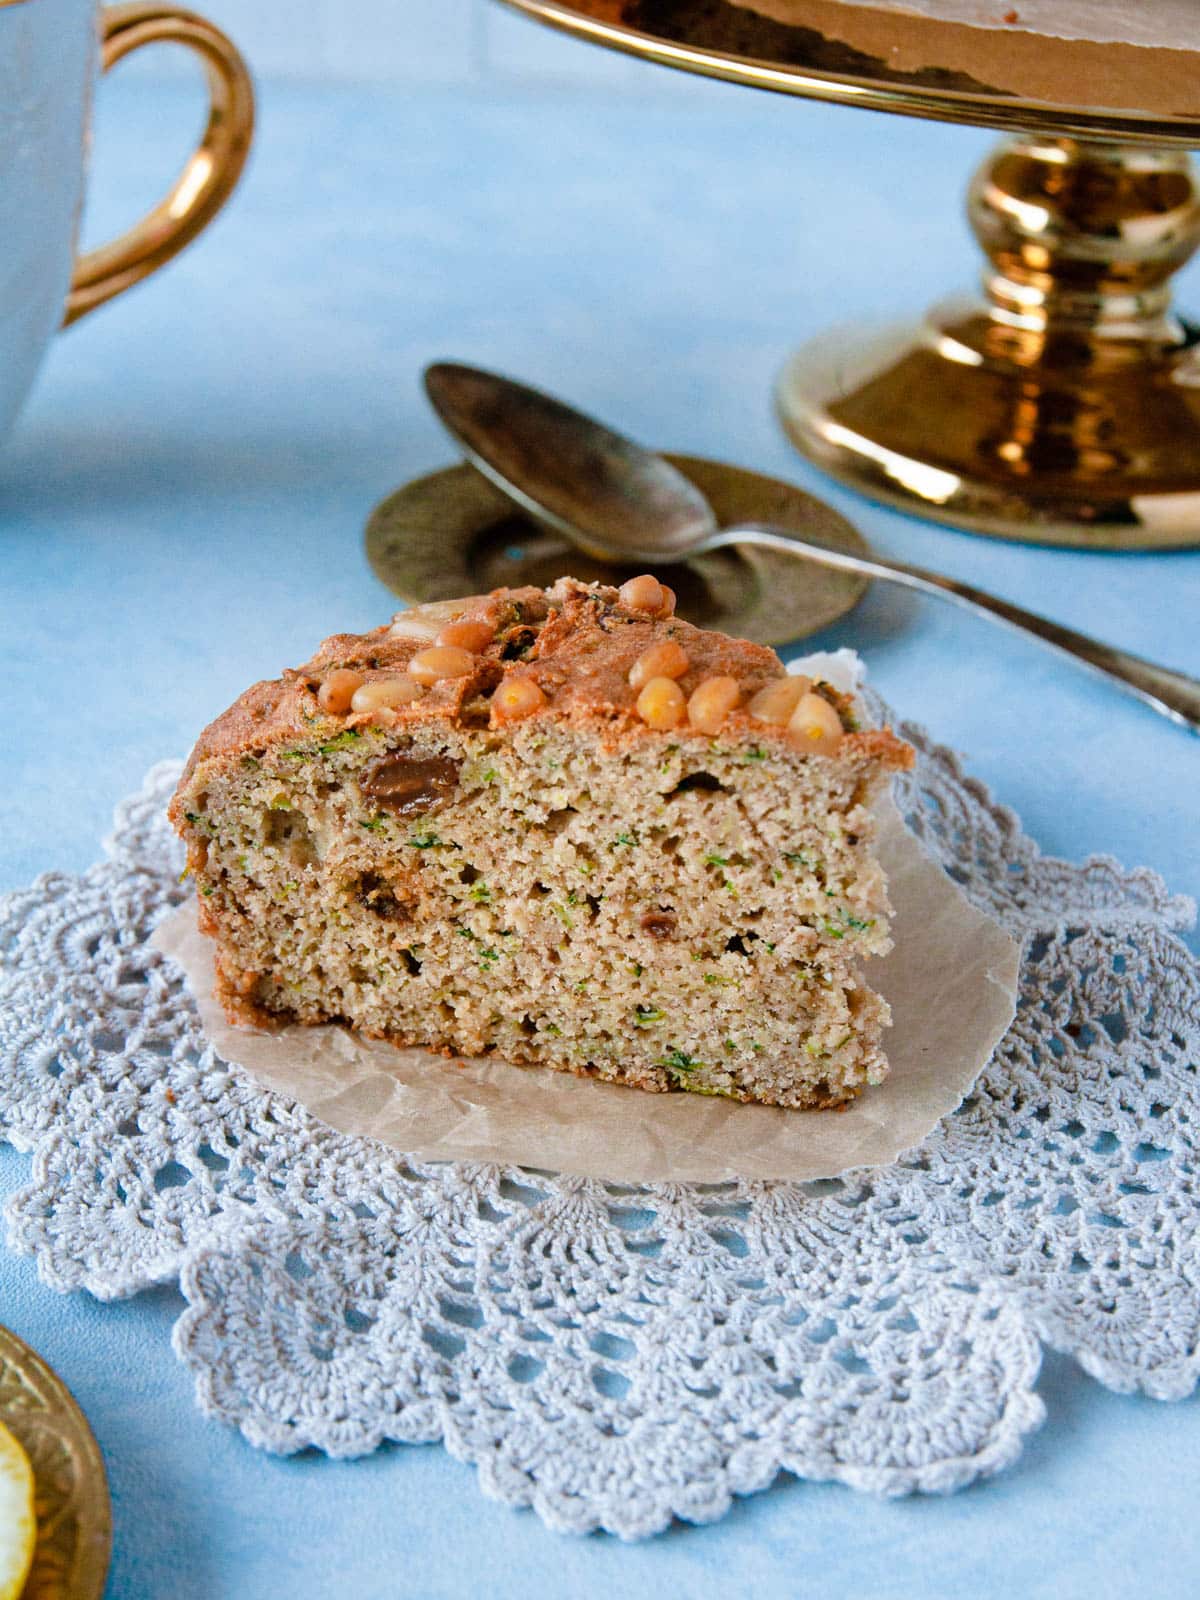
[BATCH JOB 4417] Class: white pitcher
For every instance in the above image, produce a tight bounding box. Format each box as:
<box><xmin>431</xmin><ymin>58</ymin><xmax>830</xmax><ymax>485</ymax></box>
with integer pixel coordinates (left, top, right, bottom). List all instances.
<box><xmin>0</xmin><ymin>0</ymin><xmax>253</xmax><ymax>446</ymax></box>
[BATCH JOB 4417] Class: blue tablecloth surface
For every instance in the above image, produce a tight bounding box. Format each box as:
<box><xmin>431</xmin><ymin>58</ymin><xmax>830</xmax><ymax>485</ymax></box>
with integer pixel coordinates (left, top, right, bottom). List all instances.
<box><xmin>1</xmin><ymin>72</ymin><xmax>1197</xmax><ymax>1599</ymax></box>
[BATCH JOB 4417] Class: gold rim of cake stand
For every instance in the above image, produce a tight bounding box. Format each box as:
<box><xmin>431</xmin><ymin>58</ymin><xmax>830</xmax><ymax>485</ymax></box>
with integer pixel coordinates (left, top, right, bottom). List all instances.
<box><xmin>0</xmin><ymin>1324</ymin><xmax>112</xmax><ymax>1600</ymax></box>
<box><xmin>495</xmin><ymin>0</ymin><xmax>1200</xmax><ymax>146</ymax></box>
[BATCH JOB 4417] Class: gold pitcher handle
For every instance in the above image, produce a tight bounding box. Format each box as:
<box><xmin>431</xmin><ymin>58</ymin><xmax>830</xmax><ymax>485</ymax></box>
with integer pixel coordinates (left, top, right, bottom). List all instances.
<box><xmin>64</xmin><ymin>3</ymin><xmax>254</xmax><ymax>327</ymax></box>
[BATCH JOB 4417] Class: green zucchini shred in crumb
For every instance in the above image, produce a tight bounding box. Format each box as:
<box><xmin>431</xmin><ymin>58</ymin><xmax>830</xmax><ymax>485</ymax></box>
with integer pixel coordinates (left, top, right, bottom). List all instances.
<box><xmin>703</xmin><ymin>852</ymin><xmax>728</xmax><ymax>867</ymax></box>
<box><xmin>822</xmin><ymin>907</ymin><xmax>876</xmax><ymax>938</ymax></box>
<box><xmin>408</xmin><ymin>831</ymin><xmax>441</xmax><ymax>849</ymax></box>
<box><xmin>544</xmin><ymin>1022</ymin><xmax>562</xmax><ymax>1036</ymax></box>
<box><xmin>741</xmin><ymin>746</ymin><xmax>768</xmax><ymax>763</ymax></box>
<box><xmin>659</xmin><ymin>1047</ymin><xmax>700</xmax><ymax>1076</ymax></box>
<box><xmin>611</xmin><ymin>831</ymin><xmax>638</xmax><ymax>849</ymax></box>
<box><xmin>478</xmin><ymin>947</ymin><xmax>500</xmax><ymax>968</ymax></box>
<box><xmin>239</xmin><ymin>756</ymin><xmax>260</xmax><ymax>771</ymax></box>
<box><xmin>360</xmin><ymin>815</ymin><xmax>386</xmax><ymax>832</ymax></box>
<box><xmin>319</xmin><ymin>729</ymin><xmax>362</xmax><ymax>755</ymax></box>
<box><xmin>634</xmin><ymin>1005</ymin><xmax>665</xmax><ymax>1026</ymax></box>
<box><xmin>469</xmin><ymin>882</ymin><xmax>492</xmax><ymax>903</ymax></box>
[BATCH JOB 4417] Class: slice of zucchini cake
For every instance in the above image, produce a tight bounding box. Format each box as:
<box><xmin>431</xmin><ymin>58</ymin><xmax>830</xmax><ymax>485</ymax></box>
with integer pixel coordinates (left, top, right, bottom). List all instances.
<box><xmin>170</xmin><ymin>576</ymin><xmax>913</xmax><ymax>1108</ymax></box>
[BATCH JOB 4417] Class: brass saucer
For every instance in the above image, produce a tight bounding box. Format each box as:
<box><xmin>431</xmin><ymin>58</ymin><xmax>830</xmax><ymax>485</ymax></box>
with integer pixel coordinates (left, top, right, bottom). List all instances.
<box><xmin>365</xmin><ymin>453</ymin><xmax>868</xmax><ymax>646</ymax></box>
<box><xmin>0</xmin><ymin>1326</ymin><xmax>111</xmax><ymax>1600</ymax></box>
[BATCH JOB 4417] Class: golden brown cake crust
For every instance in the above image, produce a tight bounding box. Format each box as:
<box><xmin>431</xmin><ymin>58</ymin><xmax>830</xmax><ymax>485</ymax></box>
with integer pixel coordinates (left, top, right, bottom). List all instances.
<box><xmin>172</xmin><ymin>577</ymin><xmax>912</xmax><ymax>812</ymax></box>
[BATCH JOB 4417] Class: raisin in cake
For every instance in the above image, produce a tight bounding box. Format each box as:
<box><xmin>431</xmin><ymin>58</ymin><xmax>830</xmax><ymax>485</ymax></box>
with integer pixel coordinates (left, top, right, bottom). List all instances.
<box><xmin>170</xmin><ymin>576</ymin><xmax>913</xmax><ymax>1109</ymax></box>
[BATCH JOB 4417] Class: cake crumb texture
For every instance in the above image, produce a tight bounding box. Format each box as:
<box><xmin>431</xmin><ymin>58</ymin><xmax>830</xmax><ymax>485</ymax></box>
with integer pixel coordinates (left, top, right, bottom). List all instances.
<box><xmin>171</xmin><ymin>578</ymin><xmax>912</xmax><ymax>1109</ymax></box>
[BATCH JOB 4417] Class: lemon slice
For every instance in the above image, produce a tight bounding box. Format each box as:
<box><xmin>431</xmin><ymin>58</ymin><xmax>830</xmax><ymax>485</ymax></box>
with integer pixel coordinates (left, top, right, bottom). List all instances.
<box><xmin>0</xmin><ymin>1419</ymin><xmax>35</xmax><ymax>1600</ymax></box>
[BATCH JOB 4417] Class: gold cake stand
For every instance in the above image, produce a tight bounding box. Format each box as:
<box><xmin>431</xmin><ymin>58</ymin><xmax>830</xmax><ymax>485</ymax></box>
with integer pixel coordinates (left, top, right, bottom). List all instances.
<box><xmin>496</xmin><ymin>0</ymin><xmax>1200</xmax><ymax>549</ymax></box>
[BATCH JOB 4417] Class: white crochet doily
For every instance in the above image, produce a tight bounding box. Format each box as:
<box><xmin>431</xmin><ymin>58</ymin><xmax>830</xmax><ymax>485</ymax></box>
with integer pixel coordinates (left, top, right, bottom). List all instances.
<box><xmin>1</xmin><ymin>716</ymin><xmax>1197</xmax><ymax>1539</ymax></box>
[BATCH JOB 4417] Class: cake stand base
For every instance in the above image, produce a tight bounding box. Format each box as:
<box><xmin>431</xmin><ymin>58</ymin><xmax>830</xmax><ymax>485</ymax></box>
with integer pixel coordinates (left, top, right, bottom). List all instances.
<box><xmin>778</xmin><ymin>135</ymin><xmax>1200</xmax><ymax>551</ymax></box>
<box><xmin>778</xmin><ymin>311</ymin><xmax>1200</xmax><ymax>550</ymax></box>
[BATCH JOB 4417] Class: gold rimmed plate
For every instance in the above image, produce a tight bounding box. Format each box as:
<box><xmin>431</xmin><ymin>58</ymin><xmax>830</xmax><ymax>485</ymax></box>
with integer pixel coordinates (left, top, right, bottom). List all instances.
<box><xmin>365</xmin><ymin>452</ymin><xmax>869</xmax><ymax>647</ymax></box>
<box><xmin>494</xmin><ymin>0</ymin><xmax>1200</xmax><ymax>142</ymax></box>
<box><xmin>0</xmin><ymin>1325</ymin><xmax>111</xmax><ymax>1600</ymax></box>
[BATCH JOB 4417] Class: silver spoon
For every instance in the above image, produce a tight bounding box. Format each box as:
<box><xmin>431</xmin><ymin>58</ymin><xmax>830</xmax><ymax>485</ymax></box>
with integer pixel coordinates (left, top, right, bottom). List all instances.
<box><xmin>424</xmin><ymin>362</ymin><xmax>1200</xmax><ymax>735</ymax></box>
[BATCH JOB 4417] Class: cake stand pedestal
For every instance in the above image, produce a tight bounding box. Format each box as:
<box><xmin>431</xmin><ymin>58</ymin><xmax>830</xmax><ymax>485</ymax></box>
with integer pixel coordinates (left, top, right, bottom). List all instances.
<box><xmin>495</xmin><ymin>0</ymin><xmax>1200</xmax><ymax>549</ymax></box>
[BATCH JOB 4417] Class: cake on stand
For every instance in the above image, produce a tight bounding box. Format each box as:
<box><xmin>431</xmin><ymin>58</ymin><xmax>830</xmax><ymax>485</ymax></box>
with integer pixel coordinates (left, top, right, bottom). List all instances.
<box><xmin>495</xmin><ymin>0</ymin><xmax>1200</xmax><ymax>549</ymax></box>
